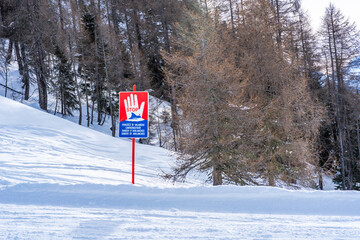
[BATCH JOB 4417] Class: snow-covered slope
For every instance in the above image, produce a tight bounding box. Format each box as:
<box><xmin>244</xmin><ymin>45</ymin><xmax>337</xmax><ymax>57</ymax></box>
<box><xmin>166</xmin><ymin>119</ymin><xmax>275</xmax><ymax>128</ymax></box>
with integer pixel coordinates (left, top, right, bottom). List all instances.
<box><xmin>1</xmin><ymin>96</ymin><xmax>360</xmax><ymax>239</ymax></box>
<box><xmin>0</xmin><ymin>95</ymin><xmax>183</xmax><ymax>188</ymax></box>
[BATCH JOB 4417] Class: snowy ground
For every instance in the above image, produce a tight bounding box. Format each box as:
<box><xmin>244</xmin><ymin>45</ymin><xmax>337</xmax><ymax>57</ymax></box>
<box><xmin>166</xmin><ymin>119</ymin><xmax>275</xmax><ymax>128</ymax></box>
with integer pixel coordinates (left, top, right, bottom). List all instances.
<box><xmin>1</xmin><ymin>205</ymin><xmax>359</xmax><ymax>240</ymax></box>
<box><xmin>1</xmin><ymin>95</ymin><xmax>360</xmax><ymax>239</ymax></box>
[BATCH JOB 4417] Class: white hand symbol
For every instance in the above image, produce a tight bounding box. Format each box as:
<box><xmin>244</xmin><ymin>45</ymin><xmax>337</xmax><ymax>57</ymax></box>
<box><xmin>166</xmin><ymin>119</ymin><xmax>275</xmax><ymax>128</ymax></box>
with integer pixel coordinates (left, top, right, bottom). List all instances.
<box><xmin>124</xmin><ymin>94</ymin><xmax>145</xmax><ymax>120</ymax></box>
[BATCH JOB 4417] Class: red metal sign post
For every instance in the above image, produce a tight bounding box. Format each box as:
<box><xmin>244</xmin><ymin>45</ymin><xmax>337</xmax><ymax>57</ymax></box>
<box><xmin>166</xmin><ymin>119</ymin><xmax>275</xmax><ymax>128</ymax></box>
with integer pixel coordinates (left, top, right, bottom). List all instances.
<box><xmin>132</xmin><ymin>85</ymin><xmax>136</xmax><ymax>184</ymax></box>
<box><xmin>119</xmin><ymin>85</ymin><xmax>149</xmax><ymax>185</ymax></box>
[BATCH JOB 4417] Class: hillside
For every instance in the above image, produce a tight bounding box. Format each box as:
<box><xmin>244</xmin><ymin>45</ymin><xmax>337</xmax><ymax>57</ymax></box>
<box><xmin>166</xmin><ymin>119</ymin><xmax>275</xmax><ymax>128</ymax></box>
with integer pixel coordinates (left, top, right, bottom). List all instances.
<box><xmin>1</xmin><ymin>96</ymin><xmax>360</xmax><ymax>239</ymax></box>
<box><xmin>0</xmin><ymin>95</ymin><xmax>186</xmax><ymax>188</ymax></box>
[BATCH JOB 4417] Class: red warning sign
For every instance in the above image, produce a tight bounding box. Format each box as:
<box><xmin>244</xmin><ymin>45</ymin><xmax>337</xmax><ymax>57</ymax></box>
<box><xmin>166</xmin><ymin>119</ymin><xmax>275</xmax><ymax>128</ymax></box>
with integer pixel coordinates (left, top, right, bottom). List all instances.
<box><xmin>119</xmin><ymin>91</ymin><xmax>149</xmax><ymax>138</ymax></box>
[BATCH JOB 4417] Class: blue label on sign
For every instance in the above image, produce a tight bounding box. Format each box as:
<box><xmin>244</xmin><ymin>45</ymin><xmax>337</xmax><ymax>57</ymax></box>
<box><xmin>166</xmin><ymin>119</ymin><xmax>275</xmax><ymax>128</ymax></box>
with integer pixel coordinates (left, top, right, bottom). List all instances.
<box><xmin>119</xmin><ymin>120</ymin><xmax>148</xmax><ymax>138</ymax></box>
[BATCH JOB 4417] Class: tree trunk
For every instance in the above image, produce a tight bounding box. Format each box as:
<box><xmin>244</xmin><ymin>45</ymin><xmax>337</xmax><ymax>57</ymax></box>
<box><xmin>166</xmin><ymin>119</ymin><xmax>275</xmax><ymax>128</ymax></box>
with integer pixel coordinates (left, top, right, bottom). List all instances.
<box><xmin>357</xmin><ymin>119</ymin><xmax>360</xmax><ymax>162</ymax></box>
<box><xmin>298</xmin><ymin>15</ymin><xmax>309</xmax><ymax>77</ymax></box>
<box><xmin>54</xmin><ymin>92</ymin><xmax>58</xmax><ymax>115</ymax></box>
<box><xmin>101</xmin><ymin>38</ymin><xmax>116</xmax><ymax>137</ymax></box>
<box><xmin>335</xmin><ymin>87</ymin><xmax>346</xmax><ymax>190</ymax></box>
<box><xmin>70</xmin><ymin>0</ymin><xmax>80</xmax><ymax>33</ymax></box>
<box><xmin>60</xmin><ymin>70</ymin><xmax>65</xmax><ymax>115</ymax></box>
<box><xmin>346</xmin><ymin>127</ymin><xmax>353</xmax><ymax>190</ymax></box>
<box><xmin>275</xmin><ymin>0</ymin><xmax>282</xmax><ymax>47</ymax></box>
<box><xmin>105</xmin><ymin>0</ymin><xmax>113</xmax><ymax>30</ymax></box>
<box><xmin>210</xmin><ymin>91</ymin><xmax>222</xmax><ymax>186</ymax></box>
<box><xmin>212</xmin><ymin>162</ymin><xmax>223</xmax><ymax>186</ymax></box>
<box><xmin>57</xmin><ymin>0</ymin><xmax>64</xmax><ymax>32</ymax></box>
<box><xmin>157</xmin><ymin>115</ymin><xmax>162</xmax><ymax>147</ymax></box>
<box><xmin>85</xmin><ymin>77</ymin><xmax>90</xmax><ymax>127</ymax></box>
<box><xmin>14</xmin><ymin>41</ymin><xmax>23</xmax><ymax>75</ymax></box>
<box><xmin>30</xmin><ymin>0</ymin><xmax>48</xmax><ymax>111</ymax></box>
<box><xmin>4</xmin><ymin>60</ymin><xmax>8</xmax><ymax>98</ymax></box>
<box><xmin>319</xmin><ymin>171</ymin><xmax>323</xmax><ymax>190</ymax></box>
<box><xmin>170</xmin><ymin>85</ymin><xmax>179</xmax><ymax>151</ymax></box>
<box><xmin>241</xmin><ymin>0</ymin><xmax>245</xmax><ymax>25</ymax></box>
<box><xmin>162</xmin><ymin>19</ymin><xmax>171</xmax><ymax>53</ymax></box>
<box><xmin>69</xmin><ymin>0</ymin><xmax>82</xmax><ymax>125</ymax></box>
<box><xmin>124</xmin><ymin>8</ymin><xmax>141</xmax><ymax>82</ymax></box>
<box><xmin>74</xmin><ymin>63</ymin><xmax>82</xmax><ymax>125</ymax></box>
<box><xmin>131</xmin><ymin>0</ymin><xmax>142</xmax><ymax>52</ymax></box>
<box><xmin>91</xmin><ymin>93</ymin><xmax>95</xmax><ymax>125</ymax></box>
<box><xmin>95</xmin><ymin>56</ymin><xmax>102</xmax><ymax>125</ymax></box>
<box><xmin>110</xmin><ymin>0</ymin><xmax>120</xmax><ymax>34</ymax></box>
<box><xmin>6</xmin><ymin>39</ymin><xmax>13</xmax><ymax>63</ymax></box>
<box><xmin>328</xmin><ymin>13</ymin><xmax>347</xmax><ymax>190</ymax></box>
<box><xmin>228</xmin><ymin>0</ymin><xmax>234</xmax><ymax>31</ymax></box>
<box><xmin>0</xmin><ymin>4</ymin><xmax>3</xmax><ymax>32</ymax></box>
<box><xmin>20</xmin><ymin>43</ymin><xmax>30</xmax><ymax>100</ymax></box>
<box><xmin>268</xmin><ymin>158</ymin><xmax>275</xmax><ymax>186</ymax></box>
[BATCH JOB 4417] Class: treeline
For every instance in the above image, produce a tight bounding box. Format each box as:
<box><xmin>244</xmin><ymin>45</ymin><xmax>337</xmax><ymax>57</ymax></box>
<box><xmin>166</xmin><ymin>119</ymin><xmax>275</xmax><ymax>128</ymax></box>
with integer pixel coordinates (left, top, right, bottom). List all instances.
<box><xmin>0</xmin><ymin>0</ymin><xmax>359</xmax><ymax>189</ymax></box>
<box><xmin>0</xmin><ymin>0</ymin><xmax>185</xmax><ymax>136</ymax></box>
<box><xmin>163</xmin><ymin>0</ymin><xmax>360</xmax><ymax>189</ymax></box>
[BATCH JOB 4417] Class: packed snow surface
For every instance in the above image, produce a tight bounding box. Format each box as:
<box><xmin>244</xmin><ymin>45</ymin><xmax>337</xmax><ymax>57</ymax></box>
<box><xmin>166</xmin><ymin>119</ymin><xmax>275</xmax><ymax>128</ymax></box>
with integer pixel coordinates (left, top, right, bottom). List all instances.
<box><xmin>1</xmin><ymin>95</ymin><xmax>360</xmax><ymax>239</ymax></box>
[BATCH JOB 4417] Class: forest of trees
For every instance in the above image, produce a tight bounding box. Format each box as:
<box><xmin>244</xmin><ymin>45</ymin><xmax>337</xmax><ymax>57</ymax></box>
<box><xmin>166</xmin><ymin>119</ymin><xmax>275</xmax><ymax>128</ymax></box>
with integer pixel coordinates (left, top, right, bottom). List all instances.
<box><xmin>0</xmin><ymin>0</ymin><xmax>359</xmax><ymax>189</ymax></box>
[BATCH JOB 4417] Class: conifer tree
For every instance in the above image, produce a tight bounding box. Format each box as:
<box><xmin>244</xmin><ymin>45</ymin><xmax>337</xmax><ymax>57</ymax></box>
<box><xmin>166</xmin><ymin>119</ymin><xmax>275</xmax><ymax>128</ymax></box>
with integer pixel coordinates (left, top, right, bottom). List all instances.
<box><xmin>164</xmin><ymin>0</ymin><xmax>323</xmax><ymax>187</ymax></box>
<box><xmin>54</xmin><ymin>45</ymin><xmax>78</xmax><ymax>116</ymax></box>
<box><xmin>164</xmin><ymin>4</ymin><xmax>248</xmax><ymax>185</ymax></box>
<box><xmin>319</xmin><ymin>3</ymin><xmax>360</xmax><ymax>190</ymax></box>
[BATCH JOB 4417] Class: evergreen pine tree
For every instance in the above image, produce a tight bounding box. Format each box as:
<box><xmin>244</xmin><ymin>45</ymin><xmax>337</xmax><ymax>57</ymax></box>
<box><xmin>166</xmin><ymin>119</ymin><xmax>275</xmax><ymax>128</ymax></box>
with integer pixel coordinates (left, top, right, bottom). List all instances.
<box><xmin>54</xmin><ymin>45</ymin><xmax>78</xmax><ymax>116</ymax></box>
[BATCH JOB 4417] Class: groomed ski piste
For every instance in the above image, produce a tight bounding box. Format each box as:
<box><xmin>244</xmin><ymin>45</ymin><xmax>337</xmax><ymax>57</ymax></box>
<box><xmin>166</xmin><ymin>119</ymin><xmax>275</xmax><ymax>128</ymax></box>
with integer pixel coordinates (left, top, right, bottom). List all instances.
<box><xmin>1</xmin><ymin>95</ymin><xmax>360</xmax><ymax>239</ymax></box>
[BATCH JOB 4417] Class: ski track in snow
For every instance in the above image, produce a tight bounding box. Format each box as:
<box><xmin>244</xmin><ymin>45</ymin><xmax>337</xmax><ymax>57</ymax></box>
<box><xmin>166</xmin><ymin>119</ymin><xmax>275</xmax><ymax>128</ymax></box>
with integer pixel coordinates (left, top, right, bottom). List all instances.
<box><xmin>1</xmin><ymin>95</ymin><xmax>360</xmax><ymax>239</ymax></box>
<box><xmin>1</xmin><ymin>204</ymin><xmax>360</xmax><ymax>240</ymax></box>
